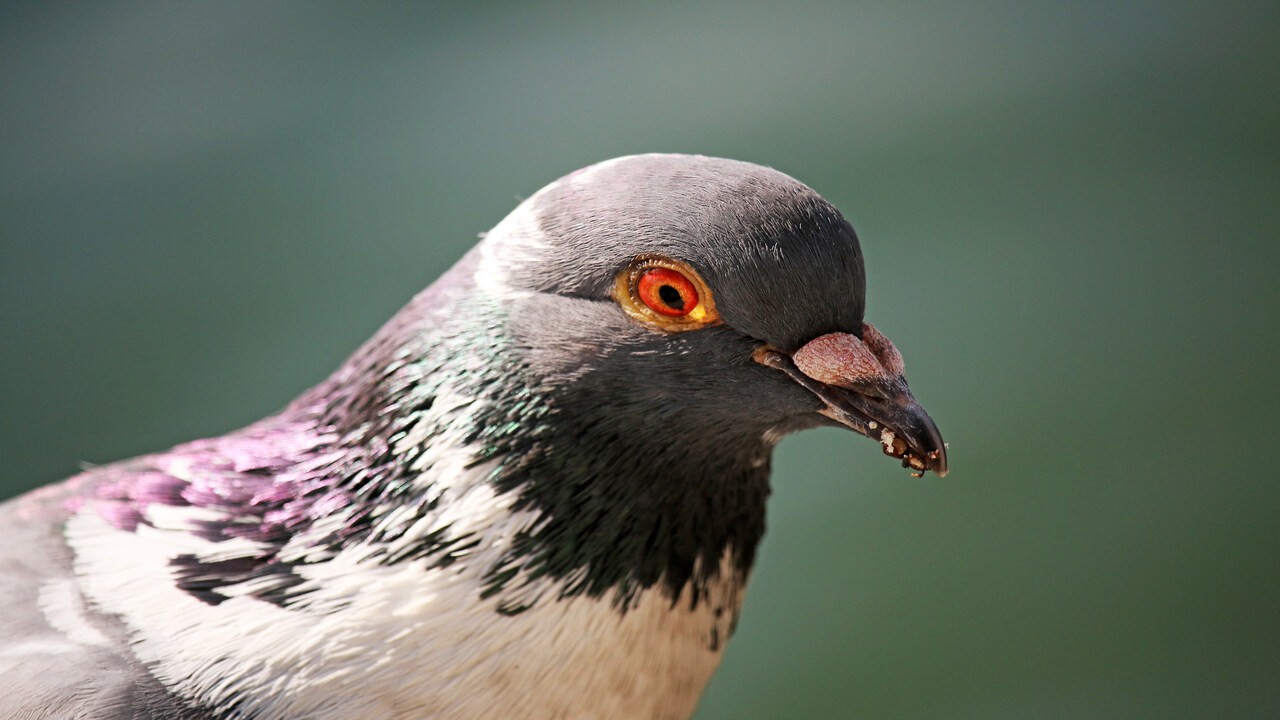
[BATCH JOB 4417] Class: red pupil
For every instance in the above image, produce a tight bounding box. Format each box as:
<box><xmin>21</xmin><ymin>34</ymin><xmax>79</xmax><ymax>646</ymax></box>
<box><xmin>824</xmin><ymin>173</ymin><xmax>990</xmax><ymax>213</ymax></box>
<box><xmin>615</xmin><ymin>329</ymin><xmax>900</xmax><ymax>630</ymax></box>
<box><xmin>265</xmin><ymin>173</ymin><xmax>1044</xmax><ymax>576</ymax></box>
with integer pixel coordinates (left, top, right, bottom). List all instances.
<box><xmin>638</xmin><ymin>268</ymin><xmax>698</xmax><ymax>317</ymax></box>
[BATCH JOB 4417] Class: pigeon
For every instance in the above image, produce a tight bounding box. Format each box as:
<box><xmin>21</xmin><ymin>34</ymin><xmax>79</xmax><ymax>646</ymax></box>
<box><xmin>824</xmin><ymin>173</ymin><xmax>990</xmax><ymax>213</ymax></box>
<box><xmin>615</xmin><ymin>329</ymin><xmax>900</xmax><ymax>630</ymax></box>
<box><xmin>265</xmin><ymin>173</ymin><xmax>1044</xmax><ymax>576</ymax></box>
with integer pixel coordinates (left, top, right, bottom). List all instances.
<box><xmin>0</xmin><ymin>154</ymin><xmax>946</xmax><ymax>720</ymax></box>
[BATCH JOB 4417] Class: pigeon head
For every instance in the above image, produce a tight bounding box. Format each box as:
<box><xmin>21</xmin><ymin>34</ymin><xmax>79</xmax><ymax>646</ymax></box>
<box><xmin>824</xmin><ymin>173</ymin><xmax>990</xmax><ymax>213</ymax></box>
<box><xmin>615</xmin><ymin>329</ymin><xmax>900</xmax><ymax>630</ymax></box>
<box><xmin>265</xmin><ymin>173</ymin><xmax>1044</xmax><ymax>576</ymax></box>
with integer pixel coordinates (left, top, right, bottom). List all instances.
<box><xmin>471</xmin><ymin>154</ymin><xmax>945</xmax><ymax>475</ymax></box>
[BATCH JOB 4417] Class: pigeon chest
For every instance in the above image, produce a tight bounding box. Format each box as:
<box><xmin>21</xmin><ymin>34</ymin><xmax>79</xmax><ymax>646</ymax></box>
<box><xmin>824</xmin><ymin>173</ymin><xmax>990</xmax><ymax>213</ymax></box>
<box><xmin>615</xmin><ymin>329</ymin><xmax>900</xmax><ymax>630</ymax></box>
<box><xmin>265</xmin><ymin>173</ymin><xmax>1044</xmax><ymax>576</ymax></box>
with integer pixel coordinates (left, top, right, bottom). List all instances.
<box><xmin>68</xmin><ymin>504</ymin><xmax>744</xmax><ymax>720</ymax></box>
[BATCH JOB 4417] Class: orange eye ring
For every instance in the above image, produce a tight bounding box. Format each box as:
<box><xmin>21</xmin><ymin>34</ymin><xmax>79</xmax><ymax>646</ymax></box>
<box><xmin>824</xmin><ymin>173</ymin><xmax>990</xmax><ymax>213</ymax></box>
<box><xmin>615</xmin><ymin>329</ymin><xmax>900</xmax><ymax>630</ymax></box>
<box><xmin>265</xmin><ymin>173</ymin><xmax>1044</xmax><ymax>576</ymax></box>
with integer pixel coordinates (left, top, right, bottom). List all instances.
<box><xmin>614</xmin><ymin>255</ymin><xmax>720</xmax><ymax>331</ymax></box>
<box><xmin>637</xmin><ymin>267</ymin><xmax>699</xmax><ymax>317</ymax></box>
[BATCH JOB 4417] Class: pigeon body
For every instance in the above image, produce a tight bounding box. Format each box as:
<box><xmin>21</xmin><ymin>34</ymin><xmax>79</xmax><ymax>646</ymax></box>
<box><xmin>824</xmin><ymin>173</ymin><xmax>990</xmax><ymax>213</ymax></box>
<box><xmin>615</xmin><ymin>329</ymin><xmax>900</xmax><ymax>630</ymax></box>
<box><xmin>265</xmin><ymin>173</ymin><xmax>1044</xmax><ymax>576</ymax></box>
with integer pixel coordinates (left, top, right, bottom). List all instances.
<box><xmin>0</xmin><ymin>155</ymin><xmax>945</xmax><ymax>719</ymax></box>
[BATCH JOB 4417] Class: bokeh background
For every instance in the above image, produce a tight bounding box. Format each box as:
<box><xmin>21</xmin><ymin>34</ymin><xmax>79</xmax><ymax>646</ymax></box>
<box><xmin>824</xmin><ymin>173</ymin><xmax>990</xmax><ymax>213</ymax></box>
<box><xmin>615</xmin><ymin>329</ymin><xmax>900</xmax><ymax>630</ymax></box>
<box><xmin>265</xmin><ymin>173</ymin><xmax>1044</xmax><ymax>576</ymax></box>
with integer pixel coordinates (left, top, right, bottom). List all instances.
<box><xmin>2</xmin><ymin>2</ymin><xmax>1277</xmax><ymax>718</ymax></box>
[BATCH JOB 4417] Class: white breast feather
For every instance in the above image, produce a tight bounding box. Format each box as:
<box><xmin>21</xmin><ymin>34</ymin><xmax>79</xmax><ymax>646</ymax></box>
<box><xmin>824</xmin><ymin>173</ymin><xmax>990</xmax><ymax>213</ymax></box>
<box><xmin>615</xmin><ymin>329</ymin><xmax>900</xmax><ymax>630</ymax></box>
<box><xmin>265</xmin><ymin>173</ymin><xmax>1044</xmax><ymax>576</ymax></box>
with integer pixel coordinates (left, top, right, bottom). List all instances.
<box><xmin>67</xmin><ymin>393</ymin><xmax>745</xmax><ymax>719</ymax></box>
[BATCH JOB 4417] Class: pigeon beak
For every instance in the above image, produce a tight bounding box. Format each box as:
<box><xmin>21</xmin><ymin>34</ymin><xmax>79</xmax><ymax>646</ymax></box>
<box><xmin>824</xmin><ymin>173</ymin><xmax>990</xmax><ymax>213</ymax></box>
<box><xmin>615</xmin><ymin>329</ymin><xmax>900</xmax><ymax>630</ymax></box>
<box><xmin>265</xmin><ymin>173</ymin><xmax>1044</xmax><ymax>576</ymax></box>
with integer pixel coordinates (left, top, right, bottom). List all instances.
<box><xmin>753</xmin><ymin>324</ymin><xmax>949</xmax><ymax>477</ymax></box>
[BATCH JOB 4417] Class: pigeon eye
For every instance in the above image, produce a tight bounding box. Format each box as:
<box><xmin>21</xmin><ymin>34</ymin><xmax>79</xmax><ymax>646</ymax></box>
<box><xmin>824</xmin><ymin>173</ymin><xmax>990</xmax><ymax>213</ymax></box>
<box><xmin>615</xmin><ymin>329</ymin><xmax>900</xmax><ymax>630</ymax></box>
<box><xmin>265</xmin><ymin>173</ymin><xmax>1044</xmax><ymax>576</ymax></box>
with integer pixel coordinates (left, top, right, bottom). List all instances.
<box><xmin>638</xmin><ymin>268</ymin><xmax>698</xmax><ymax>317</ymax></box>
<box><xmin>615</xmin><ymin>255</ymin><xmax>720</xmax><ymax>331</ymax></box>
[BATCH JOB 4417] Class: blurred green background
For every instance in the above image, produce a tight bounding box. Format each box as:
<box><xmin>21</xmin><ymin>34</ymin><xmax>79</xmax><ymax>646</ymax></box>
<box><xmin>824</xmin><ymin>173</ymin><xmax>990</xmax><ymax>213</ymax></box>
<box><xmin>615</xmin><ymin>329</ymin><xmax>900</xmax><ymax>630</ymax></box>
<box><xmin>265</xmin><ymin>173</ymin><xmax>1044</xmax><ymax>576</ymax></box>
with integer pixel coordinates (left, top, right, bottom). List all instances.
<box><xmin>2</xmin><ymin>2</ymin><xmax>1277</xmax><ymax>718</ymax></box>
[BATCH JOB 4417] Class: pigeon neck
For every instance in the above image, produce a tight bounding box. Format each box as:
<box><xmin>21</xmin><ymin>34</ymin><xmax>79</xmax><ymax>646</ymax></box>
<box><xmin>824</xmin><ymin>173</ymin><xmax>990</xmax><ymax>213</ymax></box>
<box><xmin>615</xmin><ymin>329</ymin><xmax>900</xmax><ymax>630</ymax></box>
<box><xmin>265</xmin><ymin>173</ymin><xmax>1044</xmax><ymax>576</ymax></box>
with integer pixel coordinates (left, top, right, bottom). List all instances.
<box><xmin>300</xmin><ymin>304</ymin><xmax>773</xmax><ymax>613</ymax></box>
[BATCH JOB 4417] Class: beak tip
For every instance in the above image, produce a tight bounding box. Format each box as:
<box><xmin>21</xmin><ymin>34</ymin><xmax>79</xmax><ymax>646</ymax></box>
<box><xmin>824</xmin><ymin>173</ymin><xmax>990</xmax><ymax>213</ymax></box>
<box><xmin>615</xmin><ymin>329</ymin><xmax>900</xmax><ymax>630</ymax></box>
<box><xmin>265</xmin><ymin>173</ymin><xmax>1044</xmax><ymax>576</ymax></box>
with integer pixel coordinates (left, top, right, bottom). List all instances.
<box><xmin>924</xmin><ymin>420</ymin><xmax>948</xmax><ymax>478</ymax></box>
